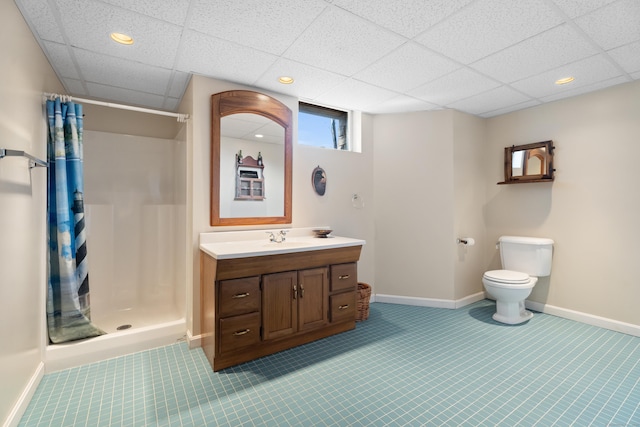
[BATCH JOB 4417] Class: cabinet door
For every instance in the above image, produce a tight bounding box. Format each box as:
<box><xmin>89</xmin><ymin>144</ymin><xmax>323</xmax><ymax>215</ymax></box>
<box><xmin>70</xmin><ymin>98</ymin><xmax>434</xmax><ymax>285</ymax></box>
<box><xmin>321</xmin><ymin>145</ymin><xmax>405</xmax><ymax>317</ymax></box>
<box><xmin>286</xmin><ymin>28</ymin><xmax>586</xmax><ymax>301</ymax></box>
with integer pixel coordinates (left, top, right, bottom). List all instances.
<box><xmin>297</xmin><ymin>267</ymin><xmax>329</xmax><ymax>332</ymax></box>
<box><xmin>262</xmin><ymin>271</ymin><xmax>297</xmax><ymax>340</ymax></box>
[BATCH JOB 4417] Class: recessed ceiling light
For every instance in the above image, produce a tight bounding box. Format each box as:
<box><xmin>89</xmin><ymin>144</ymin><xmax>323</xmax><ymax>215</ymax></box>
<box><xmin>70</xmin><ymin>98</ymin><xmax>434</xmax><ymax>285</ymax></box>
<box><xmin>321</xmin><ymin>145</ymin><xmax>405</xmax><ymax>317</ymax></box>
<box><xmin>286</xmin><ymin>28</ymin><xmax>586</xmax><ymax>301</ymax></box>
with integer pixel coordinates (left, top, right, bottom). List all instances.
<box><xmin>555</xmin><ymin>76</ymin><xmax>574</xmax><ymax>85</ymax></box>
<box><xmin>110</xmin><ymin>32</ymin><xmax>134</xmax><ymax>45</ymax></box>
<box><xmin>278</xmin><ymin>76</ymin><xmax>294</xmax><ymax>84</ymax></box>
<box><xmin>255</xmin><ymin>134</ymin><xmax>264</xmax><ymax>138</ymax></box>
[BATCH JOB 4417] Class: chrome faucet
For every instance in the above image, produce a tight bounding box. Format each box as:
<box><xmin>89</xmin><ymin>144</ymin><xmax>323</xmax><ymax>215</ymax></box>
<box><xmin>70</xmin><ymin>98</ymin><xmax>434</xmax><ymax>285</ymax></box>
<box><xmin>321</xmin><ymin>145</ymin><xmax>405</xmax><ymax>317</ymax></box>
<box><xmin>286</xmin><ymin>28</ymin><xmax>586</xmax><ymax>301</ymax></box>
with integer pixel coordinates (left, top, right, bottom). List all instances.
<box><xmin>266</xmin><ymin>230</ymin><xmax>288</xmax><ymax>243</ymax></box>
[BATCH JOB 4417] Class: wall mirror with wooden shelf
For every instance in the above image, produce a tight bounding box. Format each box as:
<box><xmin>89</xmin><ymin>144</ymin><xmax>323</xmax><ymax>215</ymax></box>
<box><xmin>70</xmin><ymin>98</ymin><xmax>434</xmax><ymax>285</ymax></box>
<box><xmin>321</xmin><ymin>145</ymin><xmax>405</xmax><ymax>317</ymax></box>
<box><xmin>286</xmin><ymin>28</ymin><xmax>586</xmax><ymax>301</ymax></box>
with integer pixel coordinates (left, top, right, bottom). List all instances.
<box><xmin>498</xmin><ymin>140</ymin><xmax>555</xmax><ymax>185</ymax></box>
<box><xmin>211</xmin><ymin>90</ymin><xmax>292</xmax><ymax>226</ymax></box>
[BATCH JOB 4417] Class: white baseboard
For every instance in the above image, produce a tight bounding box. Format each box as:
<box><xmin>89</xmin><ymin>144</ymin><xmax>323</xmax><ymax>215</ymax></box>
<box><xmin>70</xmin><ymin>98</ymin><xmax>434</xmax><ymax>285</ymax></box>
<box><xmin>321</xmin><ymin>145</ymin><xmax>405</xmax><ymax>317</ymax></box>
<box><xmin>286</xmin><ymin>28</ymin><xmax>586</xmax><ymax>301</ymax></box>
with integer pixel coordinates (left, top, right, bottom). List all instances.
<box><xmin>373</xmin><ymin>292</ymin><xmax>485</xmax><ymax>309</ymax></box>
<box><xmin>186</xmin><ymin>329</ymin><xmax>202</xmax><ymax>349</ymax></box>
<box><xmin>3</xmin><ymin>362</ymin><xmax>44</xmax><ymax>427</ymax></box>
<box><xmin>372</xmin><ymin>292</ymin><xmax>640</xmax><ymax>338</ymax></box>
<box><xmin>525</xmin><ymin>300</ymin><xmax>640</xmax><ymax>337</ymax></box>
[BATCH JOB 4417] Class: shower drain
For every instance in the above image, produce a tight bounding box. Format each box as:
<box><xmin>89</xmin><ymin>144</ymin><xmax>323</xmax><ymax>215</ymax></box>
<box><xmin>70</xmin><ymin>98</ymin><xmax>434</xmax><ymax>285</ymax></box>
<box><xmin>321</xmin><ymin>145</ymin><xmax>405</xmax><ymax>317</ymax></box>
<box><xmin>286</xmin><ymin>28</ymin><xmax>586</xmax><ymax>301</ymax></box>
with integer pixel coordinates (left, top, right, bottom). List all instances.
<box><xmin>116</xmin><ymin>324</ymin><xmax>132</xmax><ymax>330</ymax></box>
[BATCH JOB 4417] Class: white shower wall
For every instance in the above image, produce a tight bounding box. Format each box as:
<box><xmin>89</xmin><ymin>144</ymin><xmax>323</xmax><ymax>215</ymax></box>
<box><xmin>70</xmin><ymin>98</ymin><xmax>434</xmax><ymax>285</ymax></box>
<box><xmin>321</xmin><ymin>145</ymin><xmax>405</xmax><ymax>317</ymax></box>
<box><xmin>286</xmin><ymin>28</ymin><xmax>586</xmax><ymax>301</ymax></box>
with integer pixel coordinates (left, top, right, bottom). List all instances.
<box><xmin>83</xmin><ymin>130</ymin><xmax>186</xmax><ymax>333</ymax></box>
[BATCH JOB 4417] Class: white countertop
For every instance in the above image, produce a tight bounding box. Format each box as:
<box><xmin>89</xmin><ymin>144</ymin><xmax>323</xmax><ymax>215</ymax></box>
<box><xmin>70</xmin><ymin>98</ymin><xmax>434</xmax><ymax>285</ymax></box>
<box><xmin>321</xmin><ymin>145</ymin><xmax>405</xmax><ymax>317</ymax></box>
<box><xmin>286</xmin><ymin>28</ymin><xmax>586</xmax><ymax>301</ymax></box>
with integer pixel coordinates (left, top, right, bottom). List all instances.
<box><xmin>199</xmin><ymin>228</ymin><xmax>365</xmax><ymax>260</ymax></box>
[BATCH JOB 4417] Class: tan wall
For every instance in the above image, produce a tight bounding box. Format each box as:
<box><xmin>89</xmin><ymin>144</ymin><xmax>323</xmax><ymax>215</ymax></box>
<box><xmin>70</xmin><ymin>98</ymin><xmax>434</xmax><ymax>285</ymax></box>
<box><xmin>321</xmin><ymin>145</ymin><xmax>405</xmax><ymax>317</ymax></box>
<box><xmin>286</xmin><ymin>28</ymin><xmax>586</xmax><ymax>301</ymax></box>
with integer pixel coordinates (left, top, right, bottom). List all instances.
<box><xmin>484</xmin><ymin>79</ymin><xmax>640</xmax><ymax>326</ymax></box>
<box><xmin>83</xmin><ymin>103</ymin><xmax>181</xmax><ymax>139</ymax></box>
<box><xmin>452</xmin><ymin>112</ymin><xmax>487</xmax><ymax>300</ymax></box>
<box><xmin>0</xmin><ymin>1</ymin><xmax>64</xmax><ymax>424</ymax></box>
<box><xmin>373</xmin><ymin>110</ymin><xmax>456</xmax><ymax>300</ymax></box>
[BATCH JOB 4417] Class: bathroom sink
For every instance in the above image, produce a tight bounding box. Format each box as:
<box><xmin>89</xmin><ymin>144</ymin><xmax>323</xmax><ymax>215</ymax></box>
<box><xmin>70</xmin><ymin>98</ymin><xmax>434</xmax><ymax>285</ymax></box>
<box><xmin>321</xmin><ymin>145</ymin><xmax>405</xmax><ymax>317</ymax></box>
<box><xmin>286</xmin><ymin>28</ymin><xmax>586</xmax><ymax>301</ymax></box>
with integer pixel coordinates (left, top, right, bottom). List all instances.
<box><xmin>200</xmin><ymin>231</ymin><xmax>365</xmax><ymax>260</ymax></box>
<box><xmin>262</xmin><ymin>241</ymin><xmax>310</xmax><ymax>248</ymax></box>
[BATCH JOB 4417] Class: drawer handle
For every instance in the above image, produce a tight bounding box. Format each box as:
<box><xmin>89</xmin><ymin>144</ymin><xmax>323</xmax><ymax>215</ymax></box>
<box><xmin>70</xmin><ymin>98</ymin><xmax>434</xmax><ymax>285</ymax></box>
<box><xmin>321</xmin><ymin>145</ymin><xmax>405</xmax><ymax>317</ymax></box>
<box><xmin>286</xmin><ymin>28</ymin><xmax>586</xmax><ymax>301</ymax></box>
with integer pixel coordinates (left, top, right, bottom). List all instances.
<box><xmin>232</xmin><ymin>292</ymin><xmax>250</xmax><ymax>299</ymax></box>
<box><xmin>233</xmin><ymin>329</ymin><xmax>251</xmax><ymax>336</ymax></box>
<box><xmin>339</xmin><ymin>274</ymin><xmax>350</xmax><ymax>280</ymax></box>
<box><xmin>338</xmin><ymin>304</ymin><xmax>350</xmax><ymax>310</ymax></box>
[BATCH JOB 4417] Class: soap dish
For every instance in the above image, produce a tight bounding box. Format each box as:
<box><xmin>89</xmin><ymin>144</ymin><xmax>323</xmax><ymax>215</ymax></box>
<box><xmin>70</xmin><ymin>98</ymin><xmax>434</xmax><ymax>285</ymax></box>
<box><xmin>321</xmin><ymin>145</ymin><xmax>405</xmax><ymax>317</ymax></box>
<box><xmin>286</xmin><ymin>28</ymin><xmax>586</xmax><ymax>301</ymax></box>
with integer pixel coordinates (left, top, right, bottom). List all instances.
<box><xmin>312</xmin><ymin>229</ymin><xmax>333</xmax><ymax>238</ymax></box>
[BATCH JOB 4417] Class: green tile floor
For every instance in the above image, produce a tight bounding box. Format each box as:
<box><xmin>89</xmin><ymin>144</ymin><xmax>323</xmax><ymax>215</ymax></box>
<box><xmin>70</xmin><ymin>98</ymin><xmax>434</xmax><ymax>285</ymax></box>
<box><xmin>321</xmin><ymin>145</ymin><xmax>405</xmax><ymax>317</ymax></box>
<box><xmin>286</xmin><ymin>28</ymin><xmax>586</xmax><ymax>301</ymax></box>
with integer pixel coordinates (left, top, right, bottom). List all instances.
<box><xmin>20</xmin><ymin>300</ymin><xmax>640</xmax><ymax>426</ymax></box>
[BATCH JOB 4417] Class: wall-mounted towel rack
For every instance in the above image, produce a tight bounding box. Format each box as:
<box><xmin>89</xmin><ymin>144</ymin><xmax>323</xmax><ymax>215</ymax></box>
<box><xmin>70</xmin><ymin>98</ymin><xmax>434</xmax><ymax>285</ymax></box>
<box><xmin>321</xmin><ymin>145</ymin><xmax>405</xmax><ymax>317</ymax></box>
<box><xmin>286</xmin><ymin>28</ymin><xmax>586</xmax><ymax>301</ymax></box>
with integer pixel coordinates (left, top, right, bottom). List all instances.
<box><xmin>0</xmin><ymin>148</ymin><xmax>48</xmax><ymax>168</ymax></box>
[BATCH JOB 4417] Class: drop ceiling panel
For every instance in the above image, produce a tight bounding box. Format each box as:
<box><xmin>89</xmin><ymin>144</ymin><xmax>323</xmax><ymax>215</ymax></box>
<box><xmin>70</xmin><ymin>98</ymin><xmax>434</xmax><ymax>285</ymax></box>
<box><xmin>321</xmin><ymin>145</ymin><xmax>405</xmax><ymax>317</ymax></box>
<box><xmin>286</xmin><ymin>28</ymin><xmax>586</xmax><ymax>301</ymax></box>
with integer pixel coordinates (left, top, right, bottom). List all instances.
<box><xmin>608</xmin><ymin>41</ymin><xmax>640</xmax><ymax>74</ymax></box>
<box><xmin>314</xmin><ymin>79</ymin><xmax>398</xmax><ymax>111</ymax></box>
<box><xmin>73</xmin><ymin>49</ymin><xmax>173</xmax><ymax>95</ymax></box>
<box><xmin>409</xmin><ymin>68</ymin><xmax>501</xmax><ymax>106</ymax></box>
<box><xmin>365</xmin><ymin>95</ymin><xmax>440</xmax><ymax>115</ymax></box>
<box><xmin>168</xmin><ymin>72</ymin><xmax>192</xmax><ymax>99</ymax></box>
<box><xmin>448</xmin><ymin>85</ymin><xmax>532</xmax><ymax>116</ymax></box>
<box><xmin>61</xmin><ymin>78</ymin><xmax>86</xmax><ymax>96</ymax></box>
<box><xmin>551</xmin><ymin>0</ymin><xmax>618</xmax><ymax>18</ymax></box>
<box><xmin>15</xmin><ymin>0</ymin><xmax>65</xmax><ymax>43</ymax></box>
<box><xmin>470</xmin><ymin>24</ymin><xmax>599</xmax><ymax>84</ymax></box>
<box><xmin>53</xmin><ymin>0</ymin><xmax>183</xmax><ymax>69</ymax></box>
<box><xmin>99</xmin><ymin>0</ymin><xmax>192</xmax><ymax>26</ymax></box>
<box><xmin>478</xmin><ymin>99</ymin><xmax>541</xmax><ymax>118</ymax></box>
<box><xmin>331</xmin><ymin>0</ymin><xmax>474</xmax><ymax>38</ymax></box>
<box><xmin>253</xmin><ymin>59</ymin><xmax>347</xmax><ymax>99</ymax></box>
<box><xmin>415</xmin><ymin>0</ymin><xmax>564</xmax><ymax>64</ymax></box>
<box><xmin>86</xmin><ymin>83</ymin><xmax>167</xmax><ymax>109</ymax></box>
<box><xmin>283</xmin><ymin>6</ymin><xmax>406</xmax><ymax>76</ymax></box>
<box><xmin>574</xmin><ymin>0</ymin><xmax>640</xmax><ymax>50</ymax></box>
<box><xmin>540</xmin><ymin>75</ymin><xmax>628</xmax><ymax>103</ymax></box>
<box><xmin>42</xmin><ymin>41</ymin><xmax>80</xmax><ymax>80</ymax></box>
<box><xmin>188</xmin><ymin>0</ymin><xmax>328</xmax><ymax>56</ymax></box>
<box><xmin>177</xmin><ymin>31</ymin><xmax>278</xmax><ymax>84</ymax></box>
<box><xmin>353</xmin><ymin>42</ymin><xmax>460</xmax><ymax>93</ymax></box>
<box><xmin>511</xmin><ymin>54</ymin><xmax>622</xmax><ymax>98</ymax></box>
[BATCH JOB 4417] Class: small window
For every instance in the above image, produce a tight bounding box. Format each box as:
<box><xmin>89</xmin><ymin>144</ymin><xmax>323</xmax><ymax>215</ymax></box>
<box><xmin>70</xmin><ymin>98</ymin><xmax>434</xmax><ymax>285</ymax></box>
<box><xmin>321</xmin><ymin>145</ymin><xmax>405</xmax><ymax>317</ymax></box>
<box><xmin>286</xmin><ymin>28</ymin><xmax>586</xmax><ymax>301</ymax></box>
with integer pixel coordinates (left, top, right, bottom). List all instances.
<box><xmin>299</xmin><ymin>102</ymin><xmax>349</xmax><ymax>150</ymax></box>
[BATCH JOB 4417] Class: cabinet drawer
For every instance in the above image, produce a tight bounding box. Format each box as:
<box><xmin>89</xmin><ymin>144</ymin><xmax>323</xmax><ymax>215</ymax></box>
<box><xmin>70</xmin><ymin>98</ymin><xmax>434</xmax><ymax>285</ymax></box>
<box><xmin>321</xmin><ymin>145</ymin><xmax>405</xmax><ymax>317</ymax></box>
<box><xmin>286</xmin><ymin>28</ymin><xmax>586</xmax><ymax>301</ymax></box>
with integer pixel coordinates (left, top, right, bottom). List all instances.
<box><xmin>219</xmin><ymin>277</ymin><xmax>261</xmax><ymax>317</ymax></box>
<box><xmin>330</xmin><ymin>291</ymin><xmax>356</xmax><ymax>323</ymax></box>
<box><xmin>219</xmin><ymin>312</ymin><xmax>261</xmax><ymax>353</ymax></box>
<box><xmin>330</xmin><ymin>263</ymin><xmax>357</xmax><ymax>292</ymax></box>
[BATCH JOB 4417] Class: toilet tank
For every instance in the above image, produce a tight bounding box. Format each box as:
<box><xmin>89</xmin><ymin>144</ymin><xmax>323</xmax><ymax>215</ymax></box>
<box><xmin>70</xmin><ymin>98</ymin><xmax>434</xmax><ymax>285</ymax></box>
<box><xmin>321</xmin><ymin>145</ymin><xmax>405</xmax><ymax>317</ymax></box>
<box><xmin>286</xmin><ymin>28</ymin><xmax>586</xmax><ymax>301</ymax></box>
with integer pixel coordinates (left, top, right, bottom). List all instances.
<box><xmin>499</xmin><ymin>236</ymin><xmax>554</xmax><ymax>277</ymax></box>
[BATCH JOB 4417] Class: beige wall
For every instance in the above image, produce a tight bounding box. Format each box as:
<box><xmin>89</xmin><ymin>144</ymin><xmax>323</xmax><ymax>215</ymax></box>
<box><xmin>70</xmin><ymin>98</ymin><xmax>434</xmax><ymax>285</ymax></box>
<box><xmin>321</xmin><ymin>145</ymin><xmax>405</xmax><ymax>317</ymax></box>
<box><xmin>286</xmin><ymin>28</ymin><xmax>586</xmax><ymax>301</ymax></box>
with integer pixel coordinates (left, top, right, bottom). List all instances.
<box><xmin>0</xmin><ymin>1</ymin><xmax>64</xmax><ymax>424</ymax></box>
<box><xmin>373</xmin><ymin>110</ymin><xmax>456</xmax><ymax>300</ymax></box>
<box><xmin>184</xmin><ymin>75</ymin><xmax>375</xmax><ymax>337</ymax></box>
<box><xmin>484</xmin><ymin>79</ymin><xmax>640</xmax><ymax>326</ymax></box>
<box><xmin>452</xmin><ymin>112</ymin><xmax>487</xmax><ymax>300</ymax></box>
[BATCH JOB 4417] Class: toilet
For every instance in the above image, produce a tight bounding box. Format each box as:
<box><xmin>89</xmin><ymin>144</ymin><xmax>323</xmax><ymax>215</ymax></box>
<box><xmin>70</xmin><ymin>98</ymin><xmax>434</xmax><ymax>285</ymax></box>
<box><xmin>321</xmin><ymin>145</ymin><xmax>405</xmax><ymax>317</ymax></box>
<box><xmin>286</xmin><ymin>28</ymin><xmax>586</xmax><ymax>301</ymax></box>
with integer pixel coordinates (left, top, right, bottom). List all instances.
<box><xmin>482</xmin><ymin>236</ymin><xmax>554</xmax><ymax>324</ymax></box>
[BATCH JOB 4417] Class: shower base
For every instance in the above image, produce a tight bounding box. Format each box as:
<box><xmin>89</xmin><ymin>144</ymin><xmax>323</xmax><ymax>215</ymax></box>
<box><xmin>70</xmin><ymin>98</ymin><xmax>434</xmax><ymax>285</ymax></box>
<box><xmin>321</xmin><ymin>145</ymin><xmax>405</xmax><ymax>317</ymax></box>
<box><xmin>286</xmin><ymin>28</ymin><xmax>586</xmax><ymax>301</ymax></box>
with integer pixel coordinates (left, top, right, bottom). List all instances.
<box><xmin>45</xmin><ymin>305</ymin><xmax>185</xmax><ymax>373</ymax></box>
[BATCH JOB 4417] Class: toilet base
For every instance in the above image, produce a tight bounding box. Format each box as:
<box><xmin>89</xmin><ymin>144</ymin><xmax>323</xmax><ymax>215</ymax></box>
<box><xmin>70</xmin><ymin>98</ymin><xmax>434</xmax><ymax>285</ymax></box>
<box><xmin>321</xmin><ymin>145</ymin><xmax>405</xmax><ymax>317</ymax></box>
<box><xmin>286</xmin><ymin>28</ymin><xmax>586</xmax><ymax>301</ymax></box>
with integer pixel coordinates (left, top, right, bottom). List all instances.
<box><xmin>493</xmin><ymin>300</ymin><xmax>533</xmax><ymax>325</ymax></box>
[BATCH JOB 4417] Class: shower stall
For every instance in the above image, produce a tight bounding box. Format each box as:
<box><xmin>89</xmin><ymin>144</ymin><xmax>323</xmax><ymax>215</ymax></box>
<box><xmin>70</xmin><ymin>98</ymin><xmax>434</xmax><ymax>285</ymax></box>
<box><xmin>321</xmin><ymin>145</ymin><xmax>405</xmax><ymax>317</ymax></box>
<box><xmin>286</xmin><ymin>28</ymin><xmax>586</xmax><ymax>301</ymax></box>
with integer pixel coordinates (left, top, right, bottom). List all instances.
<box><xmin>45</xmin><ymin>128</ymin><xmax>187</xmax><ymax>372</ymax></box>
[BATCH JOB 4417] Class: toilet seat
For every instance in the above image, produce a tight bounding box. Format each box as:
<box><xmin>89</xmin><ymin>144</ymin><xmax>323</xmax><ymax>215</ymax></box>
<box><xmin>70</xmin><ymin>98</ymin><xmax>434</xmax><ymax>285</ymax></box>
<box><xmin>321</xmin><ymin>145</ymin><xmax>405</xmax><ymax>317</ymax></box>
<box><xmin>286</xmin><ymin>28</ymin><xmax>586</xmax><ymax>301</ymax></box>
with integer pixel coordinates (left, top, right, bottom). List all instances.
<box><xmin>483</xmin><ymin>270</ymin><xmax>533</xmax><ymax>288</ymax></box>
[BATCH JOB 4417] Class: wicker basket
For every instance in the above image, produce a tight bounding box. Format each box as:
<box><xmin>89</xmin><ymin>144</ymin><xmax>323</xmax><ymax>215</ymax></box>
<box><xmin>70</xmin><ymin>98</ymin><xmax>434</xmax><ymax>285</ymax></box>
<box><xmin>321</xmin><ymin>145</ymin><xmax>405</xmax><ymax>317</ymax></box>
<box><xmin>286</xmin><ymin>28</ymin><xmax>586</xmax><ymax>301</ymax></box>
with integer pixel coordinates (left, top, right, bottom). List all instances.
<box><xmin>356</xmin><ymin>282</ymin><xmax>371</xmax><ymax>321</ymax></box>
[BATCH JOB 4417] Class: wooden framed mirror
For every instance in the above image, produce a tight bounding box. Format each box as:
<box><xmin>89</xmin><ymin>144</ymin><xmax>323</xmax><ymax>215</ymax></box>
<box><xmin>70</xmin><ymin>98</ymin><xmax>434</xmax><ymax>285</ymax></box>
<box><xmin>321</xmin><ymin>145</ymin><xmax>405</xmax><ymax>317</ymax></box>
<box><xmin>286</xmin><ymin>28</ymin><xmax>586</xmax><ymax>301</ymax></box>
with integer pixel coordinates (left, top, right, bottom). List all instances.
<box><xmin>211</xmin><ymin>90</ymin><xmax>292</xmax><ymax>226</ymax></box>
<box><xmin>499</xmin><ymin>140</ymin><xmax>555</xmax><ymax>184</ymax></box>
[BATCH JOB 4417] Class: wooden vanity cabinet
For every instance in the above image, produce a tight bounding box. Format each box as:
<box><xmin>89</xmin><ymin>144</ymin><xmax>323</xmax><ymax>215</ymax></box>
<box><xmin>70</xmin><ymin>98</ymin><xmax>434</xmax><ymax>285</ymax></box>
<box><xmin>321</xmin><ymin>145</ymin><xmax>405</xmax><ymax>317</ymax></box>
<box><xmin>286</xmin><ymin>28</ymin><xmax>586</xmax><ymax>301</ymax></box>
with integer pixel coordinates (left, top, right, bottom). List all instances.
<box><xmin>200</xmin><ymin>245</ymin><xmax>362</xmax><ymax>371</ymax></box>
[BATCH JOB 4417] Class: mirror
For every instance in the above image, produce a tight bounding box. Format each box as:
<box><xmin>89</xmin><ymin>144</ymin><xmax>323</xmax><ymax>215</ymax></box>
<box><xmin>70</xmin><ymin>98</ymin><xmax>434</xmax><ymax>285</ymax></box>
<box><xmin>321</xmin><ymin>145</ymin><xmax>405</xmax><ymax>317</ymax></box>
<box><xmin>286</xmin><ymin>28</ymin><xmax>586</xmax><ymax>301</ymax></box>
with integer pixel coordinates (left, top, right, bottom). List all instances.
<box><xmin>211</xmin><ymin>90</ymin><xmax>292</xmax><ymax>226</ymax></box>
<box><xmin>499</xmin><ymin>140</ymin><xmax>555</xmax><ymax>184</ymax></box>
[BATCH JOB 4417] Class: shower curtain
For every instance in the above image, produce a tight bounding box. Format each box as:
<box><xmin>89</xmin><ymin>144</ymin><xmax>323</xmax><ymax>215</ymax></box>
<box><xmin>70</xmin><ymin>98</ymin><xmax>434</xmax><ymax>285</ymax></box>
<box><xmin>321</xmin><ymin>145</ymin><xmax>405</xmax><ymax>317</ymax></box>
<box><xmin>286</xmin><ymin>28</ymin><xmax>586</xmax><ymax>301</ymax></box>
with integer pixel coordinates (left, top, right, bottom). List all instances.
<box><xmin>46</xmin><ymin>97</ymin><xmax>104</xmax><ymax>343</ymax></box>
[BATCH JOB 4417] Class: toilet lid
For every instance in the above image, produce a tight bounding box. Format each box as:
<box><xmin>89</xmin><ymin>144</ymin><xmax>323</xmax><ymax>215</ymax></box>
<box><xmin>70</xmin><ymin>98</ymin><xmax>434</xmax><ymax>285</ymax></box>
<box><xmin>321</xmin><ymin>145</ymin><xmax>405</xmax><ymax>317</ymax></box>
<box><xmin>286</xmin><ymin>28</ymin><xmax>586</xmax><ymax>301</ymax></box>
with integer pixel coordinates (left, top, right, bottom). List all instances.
<box><xmin>484</xmin><ymin>270</ymin><xmax>530</xmax><ymax>284</ymax></box>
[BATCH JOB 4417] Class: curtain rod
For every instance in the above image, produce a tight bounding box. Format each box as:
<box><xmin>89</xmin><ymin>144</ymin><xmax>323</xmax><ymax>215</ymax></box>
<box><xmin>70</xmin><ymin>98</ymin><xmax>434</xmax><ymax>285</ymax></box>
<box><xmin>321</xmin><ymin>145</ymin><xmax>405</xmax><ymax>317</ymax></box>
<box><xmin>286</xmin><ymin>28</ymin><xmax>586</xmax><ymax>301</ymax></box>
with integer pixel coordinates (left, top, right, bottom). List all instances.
<box><xmin>43</xmin><ymin>93</ymin><xmax>189</xmax><ymax>123</ymax></box>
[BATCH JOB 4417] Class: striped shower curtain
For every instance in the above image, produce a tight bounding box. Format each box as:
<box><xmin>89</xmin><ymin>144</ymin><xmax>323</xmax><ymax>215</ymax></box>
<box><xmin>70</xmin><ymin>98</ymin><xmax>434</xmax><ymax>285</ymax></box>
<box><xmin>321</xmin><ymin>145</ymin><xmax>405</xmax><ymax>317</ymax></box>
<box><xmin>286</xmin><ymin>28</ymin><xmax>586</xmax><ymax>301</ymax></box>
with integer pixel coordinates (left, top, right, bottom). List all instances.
<box><xmin>46</xmin><ymin>97</ymin><xmax>104</xmax><ymax>343</ymax></box>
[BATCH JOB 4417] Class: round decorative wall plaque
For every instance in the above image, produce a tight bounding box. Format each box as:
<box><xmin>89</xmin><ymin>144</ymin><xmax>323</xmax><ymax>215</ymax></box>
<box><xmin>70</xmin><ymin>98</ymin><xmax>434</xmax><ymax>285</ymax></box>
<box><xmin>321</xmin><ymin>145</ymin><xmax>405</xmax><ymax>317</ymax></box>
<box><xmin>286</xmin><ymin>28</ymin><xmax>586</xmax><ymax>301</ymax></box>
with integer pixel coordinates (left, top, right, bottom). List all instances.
<box><xmin>312</xmin><ymin>166</ymin><xmax>326</xmax><ymax>196</ymax></box>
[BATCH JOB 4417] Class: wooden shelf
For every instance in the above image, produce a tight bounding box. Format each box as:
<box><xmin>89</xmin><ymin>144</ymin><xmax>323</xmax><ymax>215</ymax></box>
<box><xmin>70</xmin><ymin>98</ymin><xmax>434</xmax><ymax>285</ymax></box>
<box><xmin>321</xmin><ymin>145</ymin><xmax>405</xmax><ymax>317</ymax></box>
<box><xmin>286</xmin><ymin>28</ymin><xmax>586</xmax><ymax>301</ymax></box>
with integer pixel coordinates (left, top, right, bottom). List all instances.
<box><xmin>498</xmin><ymin>178</ymin><xmax>554</xmax><ymax>185</ymax></box>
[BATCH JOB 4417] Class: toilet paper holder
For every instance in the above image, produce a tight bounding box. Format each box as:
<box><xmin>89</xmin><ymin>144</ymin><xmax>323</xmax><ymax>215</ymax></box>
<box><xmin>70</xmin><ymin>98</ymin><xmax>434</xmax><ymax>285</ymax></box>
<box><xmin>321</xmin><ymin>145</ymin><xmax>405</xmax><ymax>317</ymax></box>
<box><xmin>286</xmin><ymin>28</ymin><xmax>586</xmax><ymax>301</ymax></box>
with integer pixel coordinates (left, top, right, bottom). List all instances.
<box><xmin>456</xmin><ymin>238</ymin><xmax>475</xmax><ymax>246</ymax></box>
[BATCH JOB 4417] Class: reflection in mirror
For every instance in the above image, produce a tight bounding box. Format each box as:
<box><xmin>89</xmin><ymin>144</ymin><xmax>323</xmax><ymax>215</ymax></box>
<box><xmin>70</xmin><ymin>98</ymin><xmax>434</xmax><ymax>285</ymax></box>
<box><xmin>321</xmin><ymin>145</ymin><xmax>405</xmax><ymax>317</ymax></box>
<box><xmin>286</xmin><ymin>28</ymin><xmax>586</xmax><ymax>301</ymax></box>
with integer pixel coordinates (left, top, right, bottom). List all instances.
<box><xmin>500</xmin><ymin>140</ymin><xmax>554</xmax><ymax>184</ymax></box>
<box><xmin>220</xmin><ymin>114</ymin><xmax>284</xmax><ymax>214</ymax></box>
<box><xmin>211</xmin><ymin>90</ymin><xmax>292</xmax><ymax>226</ymax></box>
